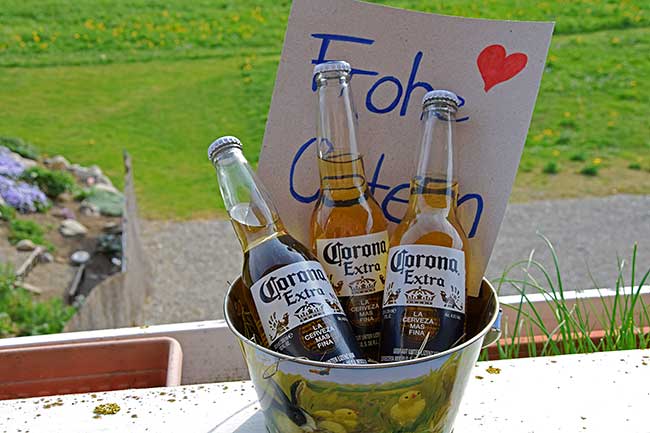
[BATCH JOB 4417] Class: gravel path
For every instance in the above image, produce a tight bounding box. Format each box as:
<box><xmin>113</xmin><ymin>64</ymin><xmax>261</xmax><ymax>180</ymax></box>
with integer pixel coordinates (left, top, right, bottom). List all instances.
<box><xmin>141</xmin><ymin>219</ymin><xmax>241</xmax><ymax>325</ymax></box>
<box><xmin>487</xmin><ymin>194</ymin><xmax>650</xmax><ymax>295</ymax></box>
<box><xmin>141</xmin><ymin>194</ymin><xmax>650</xmax><ymax>324</ymax></box>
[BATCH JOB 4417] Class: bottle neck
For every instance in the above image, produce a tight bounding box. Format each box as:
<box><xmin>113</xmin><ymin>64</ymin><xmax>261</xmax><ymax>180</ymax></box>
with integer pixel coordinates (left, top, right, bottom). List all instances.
<box><xmin>409</xmin><ymin>104</ymin><xmax>457</xmax><ymax>212</ymax></box>
<box><xmin>211</xmin><ymin>147</ymin><xmax>284</xmax><ymax>251</ymax></box>
<box><xmin>315</xmin><ymin>73</ymin><xmax>368</xmax><ymax>201</ymax></box>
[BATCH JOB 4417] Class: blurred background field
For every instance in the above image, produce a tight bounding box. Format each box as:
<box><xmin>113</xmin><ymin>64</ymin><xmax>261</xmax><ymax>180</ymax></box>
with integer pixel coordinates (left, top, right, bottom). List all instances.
<box><xmin>1</xmin><ymin>0</ymin><xmax>648</xmax><ymax>218</ymax></box>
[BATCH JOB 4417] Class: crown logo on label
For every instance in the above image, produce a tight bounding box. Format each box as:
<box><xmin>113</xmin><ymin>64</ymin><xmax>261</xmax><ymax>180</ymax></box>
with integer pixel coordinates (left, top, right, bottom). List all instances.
<box><xmin>349</xmin><ymin>277</ymin><xmax>377</xmax><ymax>295</ymax></box>
<box><xmin>294</xmin><ymin>301</ymin><xmax>325</xmax><ymax>322</ymax></box>
<box><xmin>405</xmin><ymin>287</ymin><xmax>436</xmax><ymax>305</ymax></box>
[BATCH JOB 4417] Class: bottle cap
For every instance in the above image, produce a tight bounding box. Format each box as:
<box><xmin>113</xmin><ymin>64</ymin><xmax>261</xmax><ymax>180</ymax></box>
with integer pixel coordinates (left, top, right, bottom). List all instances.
<box><xmin>422</xmin><ymin>90</ymin><xmax>460</xmax><ymax>109</ymax></box>
<box><xmin>208</xmin><ymin>136</ymin><xmax>242</xmax><ymax>161</ymax></box>
<box><xmin>313</xmin><ymin>60</ymin><xmax>352</xmax><ymax>77</ymax></box>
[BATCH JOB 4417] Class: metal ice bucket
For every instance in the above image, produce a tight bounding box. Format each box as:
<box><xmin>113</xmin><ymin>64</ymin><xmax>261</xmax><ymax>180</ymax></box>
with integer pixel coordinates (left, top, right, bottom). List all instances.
<box><xmin>225</xmin><ymin>278</ymin><xmax>500</xmax><ymax>433</ymax></box>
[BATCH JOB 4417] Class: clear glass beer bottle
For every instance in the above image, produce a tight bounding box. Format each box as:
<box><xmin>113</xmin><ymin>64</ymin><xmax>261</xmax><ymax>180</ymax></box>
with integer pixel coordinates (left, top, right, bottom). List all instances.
<box><xmin>310</xmin><ymin>61</ymin><xmax>389</xmax><ymax>361</ymax></box>
<box><xmin>380</xmin><ymin>90</ymin><xmax>469</xmax><ymax>362</ymax></box>
<box><xmin>208</xmin><ymin>136</ymin><xmax>366</xmax><ymax>364</ymax></box>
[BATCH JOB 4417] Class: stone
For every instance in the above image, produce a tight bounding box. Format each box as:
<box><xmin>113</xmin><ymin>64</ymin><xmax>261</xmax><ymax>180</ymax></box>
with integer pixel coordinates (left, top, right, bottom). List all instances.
<box><xmin>44</xmin><ymin>155</ymin><xmax>70</xmax><ymax>170</ymax></box>
<box><xmin>58</xmin><ymin>191</ymin><xmax>74</xmax><ymax>202</ymax></box>
<box><xmin>6</xmin><ymin>151</ymin><xmax>37</xmax><ymax>169</ymax></box>
<box><xmin>15</xmin><ymin>239</ymin><xmax>36</xmax><ymax>251</ymax></box>
<box><xmin>79</xmin><ymin>202</ymin><xmax>100</xmax><ymax>217</ymax></box>
<box><xmin>51</xmin><ymin>207</ymin><xmax>75</xmax><ymax>220</ymax></box>
<box><xmin>70</xmin><ymin>250</ymin><xmax>91</xmax><ymax>265</ymax></box>
<box><xmin>0</xmin><ymin>194</ymin><xmax>5</xmax><ymax>206</ymax></box>
<box><xmin>83</xmin><ymin>188</ymin><xmax>124</xmax><ymax>217</ymax></box>
<box><xmin>59</xmin><ymin>219</ymin><xmax>88</xmax><ymax>237</ymax></box>
<box><xmin>96</xmin><ymin>174</ymin><xmax>114</xmax><ymax>187</ymax></box>
<box><xmin>39</xmin><ymin>251</ymin><xmax>54</xmax><ymax>263</ymax></box>
<box><xmin>102</xmin><ymin>221</ymin><xmax>123</xmax><ymax>234</ymax></box>
<box><xmin>68</xmin><ymin>164</ymin><xmax>113</xmax><ymax>187</ymax></box>
<box><xmin>93</xmin><ymin>183</ymin><xmax>120</xmax><ymax>195</ymax></box>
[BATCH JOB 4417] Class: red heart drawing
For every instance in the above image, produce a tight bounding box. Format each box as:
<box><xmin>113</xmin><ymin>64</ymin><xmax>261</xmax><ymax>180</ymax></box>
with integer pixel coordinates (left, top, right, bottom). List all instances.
<box><xmin>477</xmin><ymin>45</ymin><xmax>528</xmax><ymax>92</ymax></box>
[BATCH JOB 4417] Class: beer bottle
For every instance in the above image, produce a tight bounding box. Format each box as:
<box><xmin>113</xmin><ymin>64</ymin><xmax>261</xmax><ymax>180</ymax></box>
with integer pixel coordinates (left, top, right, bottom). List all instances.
<box><xmin>380</xmin><ymin>90</ymin><xmax>469</xmax><ymax>362</ymax></box>
<box><xmin>208</xmin><ymin>136</ymin><xmax>366</xmax><ymax>364</ymax></box>
<box><xmin>310</xmin><ymin>61</ymin><xmax>389</xmax><ymax>361</ymax></box>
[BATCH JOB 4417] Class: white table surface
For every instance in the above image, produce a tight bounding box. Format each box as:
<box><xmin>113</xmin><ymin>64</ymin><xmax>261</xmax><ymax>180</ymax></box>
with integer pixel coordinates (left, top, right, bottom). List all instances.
<box><xmin>1</xmin><ymin>349</ymin><xmax>648</xmax><ymax>433</ymax></box>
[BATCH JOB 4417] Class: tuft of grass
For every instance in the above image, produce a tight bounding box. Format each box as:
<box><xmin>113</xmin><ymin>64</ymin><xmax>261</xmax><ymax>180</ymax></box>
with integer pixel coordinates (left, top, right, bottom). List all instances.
<box><xmin>7</xmin><ymin>218</ymin><xmax>54</xmax><ymax>251</ymax></box>
<box><xmin>20</xmin><ymin>166</ymin><xmax>76</xmax><ymax>199</ymax></box>
<box><xmin>628</xmin><ymin>162</ymin><xmax>642</xmax><ymax>171</ymax></box>
<box><xmin>0</xmin><ymin>136</ymin><xmax>39</xmax><ymax>160</ymax></box>
<box><xmin>490</xmin><ymin>237</ymin><xmax>650</xmax><ymax>360</ymax></box>
<box><xmin>569</xmin><ymin>152</ymin><xmax>587</xmax><ymax>162</ymax></box>
<box><xmin>580</xmin><ymin>164</ymin><xmax>600</xmax><ymax>176</ymax></box>
<box><xmin>0</xmin><ymin>204</ymin><xmax>16</xmax><ymax>221</ymax></box>
<box><xmin>0</xmin><ymin>265</ymin><xmax>75</xmax><ymax>337</ymax></box>
<box><xmin>542</xmin><ymin>161</ymin><xmax>560</xmax><ymax>175</ymax></box>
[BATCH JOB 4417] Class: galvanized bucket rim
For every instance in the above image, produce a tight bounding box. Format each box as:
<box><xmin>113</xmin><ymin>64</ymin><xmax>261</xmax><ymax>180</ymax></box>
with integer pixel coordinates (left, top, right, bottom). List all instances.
<box><xmin>224</xmin><ymin>277</ymin><xmax>499</xmax><ymax>369</ymax></box>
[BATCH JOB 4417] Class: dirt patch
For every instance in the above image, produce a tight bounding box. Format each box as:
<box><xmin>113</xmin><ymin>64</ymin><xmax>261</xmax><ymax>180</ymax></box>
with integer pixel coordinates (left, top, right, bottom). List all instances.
<box><xmin>0</xmin><ymin>194</ymin><xmax>121</xmax><ymax>301</ymax></box>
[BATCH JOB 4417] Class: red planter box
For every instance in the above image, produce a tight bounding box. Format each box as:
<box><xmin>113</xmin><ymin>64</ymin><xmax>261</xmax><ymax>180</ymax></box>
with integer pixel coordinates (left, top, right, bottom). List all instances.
<box><xmin>0</xmin><ymin>337</ymin><xmax>182</xmax><ymax>400</ymax></box>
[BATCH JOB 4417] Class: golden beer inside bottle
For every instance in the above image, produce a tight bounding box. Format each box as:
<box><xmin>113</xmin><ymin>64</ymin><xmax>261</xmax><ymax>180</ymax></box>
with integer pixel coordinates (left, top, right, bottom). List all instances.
<box><xmin>313</xmin><ymin>151</ymin><xmax>386</xmax><ymax>238</ymax></box>
<box><xmin>392</xmin><ymin>177</ymin><xmax>466</xmax><ymax>249</ymax></box>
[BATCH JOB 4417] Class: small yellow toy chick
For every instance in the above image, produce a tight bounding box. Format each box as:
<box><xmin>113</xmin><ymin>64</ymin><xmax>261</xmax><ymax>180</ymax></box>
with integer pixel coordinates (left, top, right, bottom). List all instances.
<box><xmin>313</xmin><ymin>408</ymin><xmax>358</xmax><ymax>433</ymax></box>
<box><xmin>390</xmin><ymin>390</ymin><xmax>426</xmax><ymax>426</ymax></box>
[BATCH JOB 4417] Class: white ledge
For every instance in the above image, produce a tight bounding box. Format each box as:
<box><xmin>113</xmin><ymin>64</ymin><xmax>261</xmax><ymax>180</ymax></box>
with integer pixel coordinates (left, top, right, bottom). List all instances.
<box><xmin>0</xmin><ymin>349</ymin><xmax>648</xmax><ymax>432</ymax></box>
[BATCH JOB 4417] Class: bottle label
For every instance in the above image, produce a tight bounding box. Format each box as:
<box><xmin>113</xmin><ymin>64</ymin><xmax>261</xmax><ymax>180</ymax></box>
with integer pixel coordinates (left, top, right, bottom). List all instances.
<box><xmin>316</xmin><ymin>231</ymin><xmax>389</xmax><ymax>297</ymax></box>
<box><xmin>250</xmin><ymin>261</ymin><xmax>347</xmax><ymax>347</ymax></box>
<box><xmin>381</xmin><ymin>244</ymin><xmax>466</xmax><ymax>361</ymax></box>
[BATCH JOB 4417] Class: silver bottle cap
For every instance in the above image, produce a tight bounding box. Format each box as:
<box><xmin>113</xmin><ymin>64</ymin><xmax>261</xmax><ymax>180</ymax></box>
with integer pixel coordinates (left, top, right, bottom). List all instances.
<box><xmin>422</xmin><ymin>90</ymin><xmax>460</xmax><ymax>109</ymax></box>
<box><xmin>208</xmin><ymin>136</ymin><xmax>242</xmax><ymax>161</ymax></box>
<box><xmin>313</xmin><ymin>60</ymin><xmax>352</xmax><ymax>77</ymax></box>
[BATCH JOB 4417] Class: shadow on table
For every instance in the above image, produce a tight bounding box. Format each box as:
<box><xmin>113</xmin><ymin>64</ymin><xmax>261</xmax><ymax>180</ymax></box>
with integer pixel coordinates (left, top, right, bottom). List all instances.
<box><xmin>207</xmin><ymin>407</ymin><xmax>266</xmax><ymax>433</ymax></box>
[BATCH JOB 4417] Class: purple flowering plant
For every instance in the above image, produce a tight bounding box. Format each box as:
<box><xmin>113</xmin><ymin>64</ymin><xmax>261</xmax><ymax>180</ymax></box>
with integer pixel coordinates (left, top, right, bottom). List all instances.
<box><xmin>0</xmin><ymin>176</ymin><xmax>49</xmax><ymax>213</ymax></box>
<box><xmin>0</xmin><ymin>148</ymin><xmax>25</xmax><ymax>178</ymax></box>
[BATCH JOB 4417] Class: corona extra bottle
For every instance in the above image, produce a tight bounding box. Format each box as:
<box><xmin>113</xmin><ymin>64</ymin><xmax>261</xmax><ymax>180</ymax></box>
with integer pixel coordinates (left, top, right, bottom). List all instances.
<box><xmin>208</xmin><ymin>135</ymin><xmax>365</xmax><ymax>364</ymax></box>
<box><xmin>310</xmin><ymin>61</ymin><xmax>389</xmax><ymax>361</ymax></box>
<box><xmin>380</xmin><ymin>90</ymin><xmax>469</xmax><ymax>362</ymax></box>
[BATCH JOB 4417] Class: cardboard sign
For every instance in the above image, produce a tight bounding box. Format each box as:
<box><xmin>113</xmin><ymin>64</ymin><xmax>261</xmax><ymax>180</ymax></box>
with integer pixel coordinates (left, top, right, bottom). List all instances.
<box><xmin>257</xmin><ymin>0</ymin><xmax>553</xmax><ymax>296</ymax></box>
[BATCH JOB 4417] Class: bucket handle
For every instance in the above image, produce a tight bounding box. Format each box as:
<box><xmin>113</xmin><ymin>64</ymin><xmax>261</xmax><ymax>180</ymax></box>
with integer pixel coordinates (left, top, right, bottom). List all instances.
<box><xmin>481</xmin><ymin>308</ymin><xmax>502</xmax><ymax>348</ymax></box>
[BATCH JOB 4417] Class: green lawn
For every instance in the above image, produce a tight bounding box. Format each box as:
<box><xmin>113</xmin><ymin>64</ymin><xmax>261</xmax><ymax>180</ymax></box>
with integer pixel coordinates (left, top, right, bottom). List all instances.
<box><xmin>0</xmin><ymin>0</ymin><xmax>648</xmax><ymax>218</ymax></box>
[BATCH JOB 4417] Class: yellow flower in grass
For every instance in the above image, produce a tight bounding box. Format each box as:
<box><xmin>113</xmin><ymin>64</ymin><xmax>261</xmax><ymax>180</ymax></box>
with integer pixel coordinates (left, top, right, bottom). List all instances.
<box><xmin>611</xmin><ymin>37</ymin><xmax>621</xmax><ymax>45</ymax></box>
<box><xmin>607</xmin><ymin>120</ymin><xmax>616</xmax><ymax>127</ymax></box>
<box><xmin>162</xmin><ymin>10</ymin><xmax>170</xmax><ymax>18</ymax></box>
<box><xmin>593</xmin><ymin>158</ymin><xmax>602</xmax><ymax>165</ymax></box>
<box><xmin>84</xmin><ymin>19</ymin><xmax>94</xmax><ymax>30</ymax></box>
<box><xmin>630</xmin><ymin>80</ymin><xmax>637</xmax><ymax>87</ymax></box>
<box><xmin>542</xmin><ymin>128</ymin><xmax>554</xmax><ymax>137</ymax></box>
<box><xmin>552</xmin><ymin>149</ymin><xmax>560</xmax><ymax>157</ymax></box>
<box><xmin>74</xmin><ymin>33</ymin><xmax>80</xmax><ymax>39</ymax></box>
<box><xmin>563</xmin><ymin>111</ymin><xmax>571</xmax><ymax>118</ymax></box>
